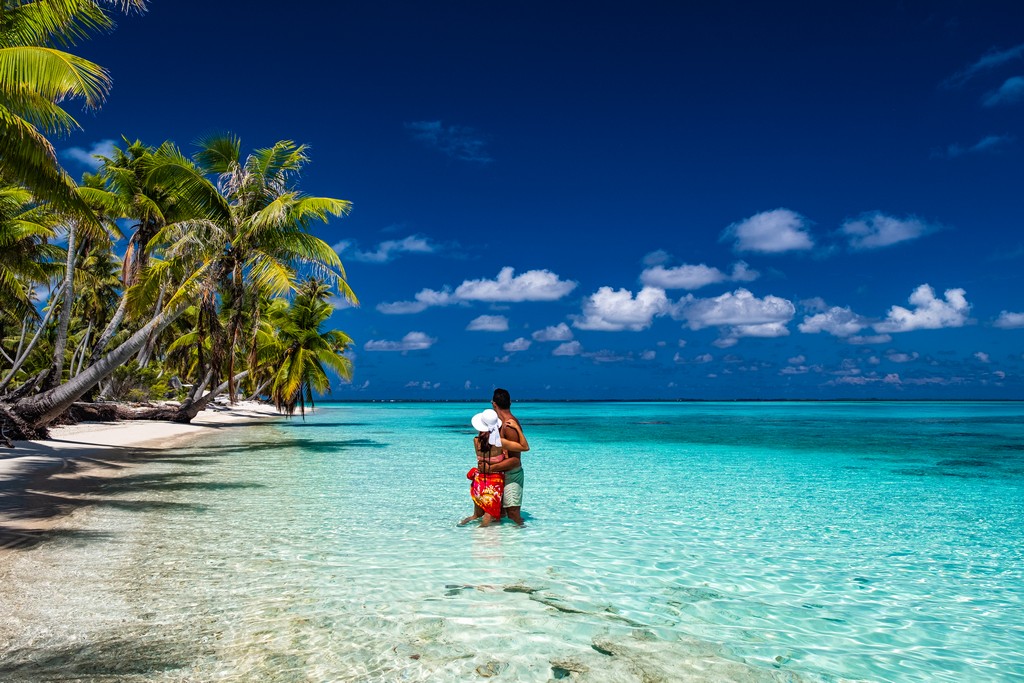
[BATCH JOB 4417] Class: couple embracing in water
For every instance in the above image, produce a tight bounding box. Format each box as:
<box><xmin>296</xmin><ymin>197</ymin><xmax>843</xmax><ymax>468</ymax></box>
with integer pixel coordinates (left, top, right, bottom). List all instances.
<box><xmin>459</xmin><ymin>388</ymin><xmax>528</xmax><ymax>527</ymax></box>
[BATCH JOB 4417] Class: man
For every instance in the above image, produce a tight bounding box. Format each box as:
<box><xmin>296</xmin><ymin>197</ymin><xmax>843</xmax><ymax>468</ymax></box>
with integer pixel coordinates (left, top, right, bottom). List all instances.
<box><xmin>483</xmin><ymin>387</ymin><xmax>528</xmax><ymax>526</ymax></box>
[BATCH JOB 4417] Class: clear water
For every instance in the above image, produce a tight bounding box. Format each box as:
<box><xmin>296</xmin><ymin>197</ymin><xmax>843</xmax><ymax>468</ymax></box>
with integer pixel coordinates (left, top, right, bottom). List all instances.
<box><xmin>2</xmin><ymin>402</ymin><xmax>1023</xmax><ymax>682</ymax></box>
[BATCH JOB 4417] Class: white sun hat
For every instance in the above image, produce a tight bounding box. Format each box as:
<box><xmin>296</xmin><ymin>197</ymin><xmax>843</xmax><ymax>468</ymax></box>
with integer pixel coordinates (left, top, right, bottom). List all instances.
<box><xmin>471</xmin><ymin>408</ymin><xmax>500</xmax><ymax>432</ymax></box>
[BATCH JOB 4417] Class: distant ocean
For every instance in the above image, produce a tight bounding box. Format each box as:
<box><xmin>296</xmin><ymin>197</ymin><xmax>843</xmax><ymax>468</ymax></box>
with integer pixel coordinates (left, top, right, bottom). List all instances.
<box><xmin>3</xmin><ymin>402</ymin><xmax>1023</xmax><ymax>681</ymax></box>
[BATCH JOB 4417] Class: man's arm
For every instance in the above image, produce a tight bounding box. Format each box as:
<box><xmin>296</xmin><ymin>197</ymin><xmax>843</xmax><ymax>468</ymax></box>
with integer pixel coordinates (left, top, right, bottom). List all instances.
<box><xmin>484</xmin><ymin>455</ymin><xmax>521</xmax><ymax>472</ymax></box>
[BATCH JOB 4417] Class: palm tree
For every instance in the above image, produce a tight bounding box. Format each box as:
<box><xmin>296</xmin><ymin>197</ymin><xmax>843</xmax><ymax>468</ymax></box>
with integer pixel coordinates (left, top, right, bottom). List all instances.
<box><xmin>0</xmin><ymin>183</ymin><xmax>63</xmax><ymax>392</ymax></box>
<box><xmin>0</xmin><ymin>0</ymin><xmax>145</xmax><ymax>215</ymax></box>
<box><xmin>268</xmin><ymin>278</ymin><xmax>353</xmax><ymax>416</ymax></box>
<box><xmin>9</xmin><ymin>137</ymin><xmax>354</xmax><ymax>434</ymax></box>
<box><xmin>188</xmin><ymin>134</ymin><xmax>356</xmax><ymax>399</ymax></box>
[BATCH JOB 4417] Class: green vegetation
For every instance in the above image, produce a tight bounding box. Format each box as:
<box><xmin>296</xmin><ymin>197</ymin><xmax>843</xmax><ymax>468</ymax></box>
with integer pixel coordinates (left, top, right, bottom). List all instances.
<box><xmin>0</xmin><ymin>1</ymin><xmax>355</xmax><ymax>438</ymax></box>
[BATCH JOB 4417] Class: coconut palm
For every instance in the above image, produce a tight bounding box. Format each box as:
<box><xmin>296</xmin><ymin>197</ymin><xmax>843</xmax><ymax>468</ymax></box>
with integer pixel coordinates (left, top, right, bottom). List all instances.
<box><xmin>0</xmin><ymin>0</ymin><xmax>145</xmax><ymax>215</ymax></box>
<box><xmin>268</xmin><ymin>278</ymin><xmax>353</xmax><ymax>416</ymax></box>
<box><xmin>187</xmin><ymin>134</ymin><xmax>356</xmax><ymax>398</ymax></box>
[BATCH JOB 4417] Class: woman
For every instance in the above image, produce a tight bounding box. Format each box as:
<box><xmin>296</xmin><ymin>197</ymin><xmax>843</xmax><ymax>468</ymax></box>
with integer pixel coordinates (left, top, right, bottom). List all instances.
<box><xmin>458</xmin><ymin>408</ymin><xmax>526</xmax><ymax>527</ymax></box>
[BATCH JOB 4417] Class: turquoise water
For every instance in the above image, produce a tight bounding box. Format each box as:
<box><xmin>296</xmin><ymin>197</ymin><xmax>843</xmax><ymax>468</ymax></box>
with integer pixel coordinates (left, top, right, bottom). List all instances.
<box><xmin>2</xmin><ymin>402</ymin><xmax>1023</xmax><ymax>681</ymax></box>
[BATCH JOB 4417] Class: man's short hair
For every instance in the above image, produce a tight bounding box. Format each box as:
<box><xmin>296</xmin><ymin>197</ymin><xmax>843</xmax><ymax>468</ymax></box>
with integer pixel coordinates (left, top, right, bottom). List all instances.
<box><xmin>492</xmin><ymin>388</ymin><xmax>511</xmax><ymax>410</ymax></box>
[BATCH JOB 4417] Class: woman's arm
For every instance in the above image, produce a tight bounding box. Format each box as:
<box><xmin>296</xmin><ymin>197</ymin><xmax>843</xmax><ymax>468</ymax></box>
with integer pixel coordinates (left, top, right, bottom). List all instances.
<box><xmin>501</xmin><ymin>418</ymin><xmax>529</xmax><ymax>452</ymax></box>
<box><xmin>484</xmin><ymin>455</ymin><xmax>521</xmax><ymax>472</ymax></box>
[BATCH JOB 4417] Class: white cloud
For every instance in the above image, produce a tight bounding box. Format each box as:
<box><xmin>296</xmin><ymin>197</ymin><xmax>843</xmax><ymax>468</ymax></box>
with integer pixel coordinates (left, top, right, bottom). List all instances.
<box><xmin>678</xmin><ymin>288</ymin><xmax>795</xmax><ymax>330</ymax></box>
<box><xmin>62</xmin><ymin>139</ymin><xmax>116</xmax><ymax>169</ymax></box>
<box><xmin>641</xmin><ymin>350</ymin><xmax>656</xmax><ymax>361</ymax></box>
<box><xmin>724</xmin><ymin>208</ymin><xmax>814</xmax><ymax>253</ymax></box>
<box><xmin>378</xmin><ymin>267</ymin><xmax>575</xmax><ymax>313</ymax></box>
<box><xmin>886</xmin><ymin>351</ymin><xmax>919</xmax><ymax>363</ymax></box>
<box><xmin>788</xmin><ymin>355</ymin><xmax>806</xmax><ymax>364</ymax></box>
<box><xmin>974</xmin><ymin>351</ymin><xmax>991</xmax><ymax>363</ymax></box>
<box><xmin>729</xmin><ymin>322</ymin><xmax>790</xmax><ymax>338</ymax></box>
<box><xmin>464</xmin><ymin>380</ymin><xmax>472</xmax><ymax>390</ymax></box>
<box><xmin>848</xmin><ymin>334</ymin><xmax>892</xmax><ymax>345</ymax></box>
<box><xmin>552</xmin><ymin>341</ymin><xmax>583</xmax><ymax>356</ymax></box>
<box><xmin>799</xmin><ymin>306</ymin><xmax>867</xmax><ymax>337</ymax></box>
<box><xmin>640</xmin><ymin>261</ymin><xmax>758</xmax><ymax>290</ymax></box>
<box><xmin>455</xmin><ymin>267</ymin><xmax>577</xmax><ymax>302</ymax></box>
<box><xmin>532</xmin><ymin>322</ymin><xmax>573</xmax><ymax>342</ymax></box>
<box><xmin>376</xmin><ymin>287</ymin><xmax>457</xmax><ymax>314</ymax></box>
<box><xmin>982</xmin><ymin>76</ymin><xmax>1024</xmax><ymax>107</ymax></box>
<box><xmin>874</xmin><ymin>285</ymin><xmax>971</xmax><ymax>333</ymax></box>
<box><xmin>334</xmin><ymin>235</ymin><xmax>437</xmax><ymax>263</ymax></box>
<box><xmin>694</xmin><ymin>353</ymin><xmax>713</xmax><ymax>363</ymax></box>
<box><xmin>943</xmin><ymin>43</ymin><xmax>1024</xmax><ymax>88</ymax></box>
<box><xmin>712</xmin><ymin>337</ymin><xmax>738</xmax><ymax>349</ymax></box>
<box><xmin>493</xmin><ymin>355</ymin><xmax>510</xmax><ymax>363</ymax></box>
<box><xmin>940</xmin><ymin>134</ymin><xmax>1014</xmax><ymax>159</ymax></box>
<box><xmin>841</xmin><ymin>213</ymin><xmax>935</xmax><ymax>250</ymax></box>
<box><xmin>364</xmin><ymin>331</ymin><xmax>436</xmax><ymax>352</ymax></box>
<box><xmin>642</xmin><ymin>249</ymin><xmax>671</xmax><ymax>266</ymax></box>
<box><xmin>994</xmin><ymin>311</ymin><xmax>1024</xmax><ymax>329</ymax></box>
<box><xmin>467</xmin><ymin>315</ymin><xmax>508</xmax><ymax>332</ymax></box>
<box><xmin>573</xmin><ymin>286</ymin><xmax>670</xmax><ymax>331</ymax></box>
<box><xmin>327</xmin><ymin>295</ymin><xmax>357</xmax><ymax>311</ymax></box>
<box><xmin>503</xmin><ymin>337</ymin><xmax>531</xmax><ymax>353</ymax></box>
<box><xmin>405</xmin><ymin>120</ymin><xmax>492</xmax><ymax>163</ymax></box>
<box><xmin>405</xmin><ymin>380</ymin><xmax>441</xmax><ymax>389</ymax></box>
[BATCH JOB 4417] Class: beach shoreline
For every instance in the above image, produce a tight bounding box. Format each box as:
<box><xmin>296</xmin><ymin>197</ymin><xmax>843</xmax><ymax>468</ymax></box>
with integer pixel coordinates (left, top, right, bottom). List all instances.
<box><xmin>0</xmin><ymin>401</ymin><xmax>282</xmax><ymax>552</ymax></box>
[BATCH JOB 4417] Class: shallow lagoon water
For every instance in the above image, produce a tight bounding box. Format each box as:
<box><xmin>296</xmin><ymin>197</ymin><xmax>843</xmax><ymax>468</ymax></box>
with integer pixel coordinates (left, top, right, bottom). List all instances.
<box><xmin>2</xmin><ymin>402</ymin><xmax>1023</xmax><ymax>681</ymax></box>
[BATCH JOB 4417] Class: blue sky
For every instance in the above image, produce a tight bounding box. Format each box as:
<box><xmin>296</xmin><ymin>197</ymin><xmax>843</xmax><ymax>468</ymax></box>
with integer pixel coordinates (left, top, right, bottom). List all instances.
<box><xmin>61</xmin><ymin>1</ymin><xmax>1024</xmax><ymax>399</ymax></box>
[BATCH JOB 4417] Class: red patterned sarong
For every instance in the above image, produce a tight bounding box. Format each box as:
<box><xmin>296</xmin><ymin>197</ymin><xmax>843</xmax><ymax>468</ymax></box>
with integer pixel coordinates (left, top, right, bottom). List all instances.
<box><xmin>470</xmin><ymin>472</ymin><xmax>505</xmax><ymax>519</ymax></box>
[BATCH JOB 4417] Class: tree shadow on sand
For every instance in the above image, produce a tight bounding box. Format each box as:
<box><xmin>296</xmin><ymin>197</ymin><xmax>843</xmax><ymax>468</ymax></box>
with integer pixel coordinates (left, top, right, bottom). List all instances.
<box><xmin>0</xmin><ymin>633</ymin><xmax>196</xmax><ymax>682</ymax></box>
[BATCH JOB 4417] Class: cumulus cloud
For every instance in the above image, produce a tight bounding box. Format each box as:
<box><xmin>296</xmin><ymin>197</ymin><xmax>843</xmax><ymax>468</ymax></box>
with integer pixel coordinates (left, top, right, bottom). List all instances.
<box><xmin>532</xmin><ymin>322</ymin><xmax>573</xmax><ymax>342</ymax></box>
<box><xmin>848</xmin><ymin>334</ymin><xmax>892</xmax><ymax>345</ymax></box>
<box><xmin>677</xmin><ymin>288</ymin><xmax>795</xmax><ymax>346</ymax></box>
<box><xmin>799</xmin><ymin>306</ymin><xmax>867</xmax><ymax>337</ymax></box>
<box><xmin>994</xmin><ymin>311</ymin><xmax>1024</xmax><ymax>329</ymax></box>
<box><xmin>378</xmin><ymin>267</ymin><xmax>575</xmax><ymax>313</ymax></box>
<box><xmin>376</xmin><ymin>287</ymin><xmax>457</xmax><ymax>314</ymax></box>
<box><xmin>405</xmin><ymin>120</ymin><xmax>492</xmax><ymax>163</ymax></box>
<box><xmin>640</xmin><ymin>261</ymin><xmax>758</xmax><ymax>290</ymax></box>
<box><xmin>939</xmin><ymin>134</ymin><xmax>1015</xmax><ymax>158</ymax></box>
<box><xmin>503</xmin><ymin>337</ymin><xmax>531</xmax><ymax>353</ymax></box>
<box><xmin>982</xmin><ymin>76</ymin><xmax>1024</xmax><ymax>107</ymax></box>
<box><xmin>874</xmin><ymin>285</ymin><xmax>971</xmax><ymax>333</ymax></box>
<box><xmin>62</xmin><ymin>139</ymin><xmax>117</xmax><ymax>169</ymax></box>
<box><xmin>841</xmin><ymin>213</ymin><xmax>936</xmax><ymax>250</ymax></box>
<box><xmin>943</xmin><ymin>43</ymin><xmax>1024</xmax><ymax>88</ymax></box>
<box><xmin>974</xmin><ymin>351</ymin><xmax>991</xmax><ymax>363</ymax></box>
<box><xmin>572</xmin><ymin>286</ymin><xmax>670</xmax><ymax>331</ymax></box>
<box><xmin>641</xmin><ymin>350</ymin><xmax>656</xmax><ymax>361</ymax></box>
<box><xmin>552</xmin><ymin>340</ymin><xmax>583</xmax><ymax>356</ymax></box>
<box><xmin>886</xmin><ymin>351</ymin><xmax>919</xmax><ymax>363</ymax></box>
<box><xmin>334</xmin><ymin>235</ymin><xmax>437</xmax><ymax>263</ymax></box>
<box><xmin>788</xmin><ymin>355</ymin><xmax>806</xmax><ymax>364</ymax></box>
<box><xmin>678</xmin><ymin>288</ymin><xmax>795</xmax><ymax>330</ymax></box>
<box><xmin>364</xmin><ymin>331</ymin><xmax>436</xmax><ymax>352</ymax></box>
<box><xmin>723</xmin><ymin>208</ymin><xmax>814</xmax><ymax>254</ymax></box>
<box><xmin>455</xmin><ymin>267</ymin><xmax>577</xmax><ymax>302</ymax></box>
<box><xmin>466</xmin><ymin>315</ymin><xmax>508</xmax><ymax>332</ymax></box>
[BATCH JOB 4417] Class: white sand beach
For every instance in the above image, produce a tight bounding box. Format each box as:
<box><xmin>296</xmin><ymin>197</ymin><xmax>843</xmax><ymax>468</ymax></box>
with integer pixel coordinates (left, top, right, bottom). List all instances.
<box><xmin>0</xmin><ymin>402</ymin><xmax>282</xmax><ymax>548</ymax></box>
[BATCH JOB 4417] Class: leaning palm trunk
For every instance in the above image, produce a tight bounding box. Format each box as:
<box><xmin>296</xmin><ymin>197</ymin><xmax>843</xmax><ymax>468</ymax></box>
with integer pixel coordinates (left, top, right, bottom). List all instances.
<box><xmin>131</xmin><ymin>370</ymin><xmax>249</xmax><ymax>423</ymax></box>
<box><xmin>10</xmin><ymin>301</ymin><xmax>192</xmax><ymax>433</ymax></box>
<box><xmin>89</xmin><ymin>291</ymin><xmax>129</xmax><ymax>363</ymax></box>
